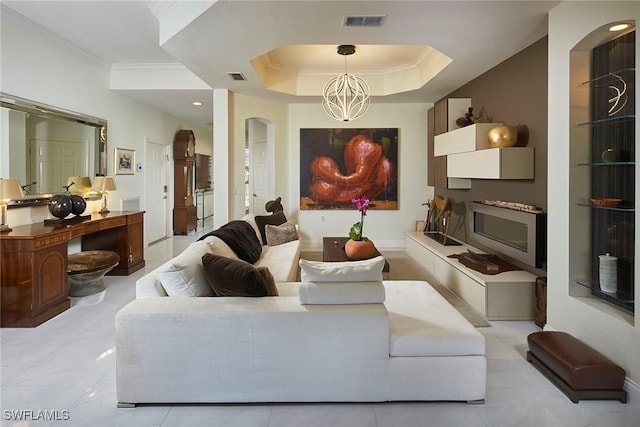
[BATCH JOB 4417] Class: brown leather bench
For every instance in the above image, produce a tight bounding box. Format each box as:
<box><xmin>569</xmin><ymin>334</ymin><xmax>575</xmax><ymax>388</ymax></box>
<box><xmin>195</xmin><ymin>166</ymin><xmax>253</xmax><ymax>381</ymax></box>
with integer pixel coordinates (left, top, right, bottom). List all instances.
<box><xmin>527</xmin><ymin>331</ymin><xmax>627</xmax><ymax>403</ymax></box>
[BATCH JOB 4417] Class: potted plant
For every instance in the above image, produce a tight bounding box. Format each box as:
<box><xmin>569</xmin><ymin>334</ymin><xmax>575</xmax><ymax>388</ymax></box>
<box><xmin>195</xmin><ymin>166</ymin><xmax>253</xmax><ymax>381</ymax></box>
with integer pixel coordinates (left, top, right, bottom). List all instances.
<box><xmin>345</xmin><ymin>196</ymin><xmax>377</xmax><ymax>260</ymax></box>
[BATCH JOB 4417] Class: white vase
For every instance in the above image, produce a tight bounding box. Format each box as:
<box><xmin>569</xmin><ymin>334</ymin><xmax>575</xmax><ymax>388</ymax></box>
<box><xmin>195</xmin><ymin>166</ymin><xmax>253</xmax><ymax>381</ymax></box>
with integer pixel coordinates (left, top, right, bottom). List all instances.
<box><xmin>599</xmin><ymin>253</ymin><xmax>617</xmax><ymax>294</ymax></box>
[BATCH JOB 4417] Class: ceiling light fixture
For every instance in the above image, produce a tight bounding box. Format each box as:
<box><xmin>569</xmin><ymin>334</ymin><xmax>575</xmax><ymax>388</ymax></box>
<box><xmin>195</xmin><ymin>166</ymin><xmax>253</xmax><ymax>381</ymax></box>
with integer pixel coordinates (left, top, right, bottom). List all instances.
<box><xmin>322</xmin><ymin>45</ymin><xmax>370</xmax><ymax>122</ymax></box>
<box><xmin>609</xmin><ymin>23</ymin><xmax>630</xmax><ymax>32</ymax></box>
<box><xmin>192</xmin><ymin>101</ymin><xmax>202</xmax><ymax>106</ymax></box>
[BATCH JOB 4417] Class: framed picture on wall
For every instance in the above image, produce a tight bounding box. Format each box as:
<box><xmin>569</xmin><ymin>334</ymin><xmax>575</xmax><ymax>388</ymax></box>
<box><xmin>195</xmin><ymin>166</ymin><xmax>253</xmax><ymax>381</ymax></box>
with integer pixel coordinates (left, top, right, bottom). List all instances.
<box><xmin>115</xmin><ymin>148</ymin><xmax>135</xmax><ymax>175</ymax></box>
<box><xmin>300</xmin><ymin>128</ymin><xmax>399</xmax><ymax>210</ymax></box>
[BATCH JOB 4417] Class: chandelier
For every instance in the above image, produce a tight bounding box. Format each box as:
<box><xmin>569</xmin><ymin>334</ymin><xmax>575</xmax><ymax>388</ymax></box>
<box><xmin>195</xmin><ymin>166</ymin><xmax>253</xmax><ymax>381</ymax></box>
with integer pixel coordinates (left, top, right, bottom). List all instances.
<box><xmin>322</xmin><ymin>45</ymin><xmax>370</xmax><ymax>122</ymax></box>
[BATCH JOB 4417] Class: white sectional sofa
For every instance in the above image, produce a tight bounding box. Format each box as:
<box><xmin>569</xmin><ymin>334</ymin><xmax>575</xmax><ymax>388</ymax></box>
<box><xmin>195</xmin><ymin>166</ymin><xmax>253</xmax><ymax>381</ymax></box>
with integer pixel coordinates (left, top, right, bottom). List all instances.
<box><xmin>116</xmin><ymin>216</ymin><xmax>486</xmax><ymax>406</ymax></box>
<box><xmin>136</xmin><ymin>214</ymin><xmax>301</xmax><ymax>298</ymax></box>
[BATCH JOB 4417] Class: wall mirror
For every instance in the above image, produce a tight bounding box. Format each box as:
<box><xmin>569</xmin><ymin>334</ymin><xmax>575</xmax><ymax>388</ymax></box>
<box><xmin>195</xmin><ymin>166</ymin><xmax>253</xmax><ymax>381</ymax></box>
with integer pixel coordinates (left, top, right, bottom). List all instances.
<box><xmin>0</xmin><ymin>93</ymin><xmax>107</xmax><ymax>207</ymax></box>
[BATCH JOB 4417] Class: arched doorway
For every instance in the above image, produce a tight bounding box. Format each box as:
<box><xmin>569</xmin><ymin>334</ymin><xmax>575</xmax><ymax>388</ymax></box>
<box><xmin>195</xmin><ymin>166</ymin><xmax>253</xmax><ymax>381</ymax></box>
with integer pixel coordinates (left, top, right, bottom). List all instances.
<box><xmin>245</xmin><ymin>117</ymin><xmax>275</xmax><ymax>215</ymax></box>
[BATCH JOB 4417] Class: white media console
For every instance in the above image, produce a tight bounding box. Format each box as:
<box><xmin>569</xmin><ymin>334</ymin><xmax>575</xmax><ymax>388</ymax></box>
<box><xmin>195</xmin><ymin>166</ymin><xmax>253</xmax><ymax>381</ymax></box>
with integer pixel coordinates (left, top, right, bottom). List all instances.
<box><xmin>406</xmin><ymin>231</ymin><xmax>537</xmax><ymax>320</ymax></box>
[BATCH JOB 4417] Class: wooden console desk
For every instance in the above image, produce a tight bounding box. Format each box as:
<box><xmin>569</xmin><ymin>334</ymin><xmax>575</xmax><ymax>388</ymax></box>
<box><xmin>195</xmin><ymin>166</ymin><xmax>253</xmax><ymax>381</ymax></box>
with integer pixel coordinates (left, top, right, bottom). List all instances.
<box><xmin>0</xmin><ymin>211</ymin><xmax>145</xmax><ymax>327</ymax></box>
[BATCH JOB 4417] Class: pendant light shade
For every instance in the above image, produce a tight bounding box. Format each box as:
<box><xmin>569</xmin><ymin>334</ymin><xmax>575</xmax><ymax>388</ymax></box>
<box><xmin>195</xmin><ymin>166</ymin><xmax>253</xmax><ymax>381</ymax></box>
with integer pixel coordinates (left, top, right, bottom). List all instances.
<box><xmin>322</xmin><ymin>45</ymin><xmax>370</xmax><ymax>122</ymax></box>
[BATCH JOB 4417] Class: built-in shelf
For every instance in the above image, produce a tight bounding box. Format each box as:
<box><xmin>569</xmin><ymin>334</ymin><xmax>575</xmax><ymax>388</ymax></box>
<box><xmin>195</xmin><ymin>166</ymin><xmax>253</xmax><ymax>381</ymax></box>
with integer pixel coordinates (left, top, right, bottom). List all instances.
<box><xmin>578</xmin><ymin>67</ymin><xmax>635</xmax><ymax>86</ymax></box>
<box><xmin>447</xmin><ymin>147</ymin><xmax>534</xmax><ymax>179</ymax></box>
<box><xmin>434</xmin><ymin>123</ymin><xmax>502</xmax><ymax>156</ymax></box>
<box><xmin>577</xmin><ymin>115</ymin><xmax>636</xmax><ymax>127</ymax></box>
<box><xmin>575</xmin><ymin>280</ymin><xmax>635</xmax><ymax>305</ymax></box>
<box><xmin>576</xmin><ymin>203</ymin><xmax>635</xmax><ymax>212</ymax></box>
<box><xmin>576</xmin><ymin>162</ymin><xmax>635</xmax><ymax>166</ymax></box>
<box><xmin>569</xmin><ymin>29</ymin><xmax>635</xmax><ymax>316</ymax></box>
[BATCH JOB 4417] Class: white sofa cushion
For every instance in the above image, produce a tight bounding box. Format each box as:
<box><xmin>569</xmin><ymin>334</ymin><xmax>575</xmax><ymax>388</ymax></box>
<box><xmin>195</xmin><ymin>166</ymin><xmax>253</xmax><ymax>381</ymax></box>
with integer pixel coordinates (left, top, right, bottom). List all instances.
<box><xmin>202</xmin><ymin>235</ymin><xmax>239</xmax><ymax>260</ymax></box>
<box><xmin>299</xmin><ymin>281</ymin><xmax>385</xmax><ymax>305</ymax></box>
<box><xmin>384</xmin><ymin>281</ymin><xmax>485</xmax><ymax>357</ymax></box>
<box><xmin>154</xmin><ymin>241</ymin><xmax>215</xmax><ymax>297</ymax></box>
<box><xmin>254</xmin><ymin>240</ymin><xmax>300</xmax><ymax>282</ymax></box>
<box><xmin>299</xmin><ymin>256</ymin><xmax>385</xmax><ymax>282</ymax></box>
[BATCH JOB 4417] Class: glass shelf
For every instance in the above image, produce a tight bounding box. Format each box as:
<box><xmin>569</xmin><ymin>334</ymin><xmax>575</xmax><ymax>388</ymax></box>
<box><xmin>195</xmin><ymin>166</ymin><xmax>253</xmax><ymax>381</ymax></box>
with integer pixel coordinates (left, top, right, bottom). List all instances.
<box><xmin>576</xmin><ymin>280</ymin><xmax>635</xmax><ymax>309</ymax></box>
<box><xmin>577</xmin><ymin>114</ymin><xmax>636</xmax><ymax>127</ymax></box>
<box><xmin>576</xmin><ymin>161</ymin><xmax>635</xmax><ymax>167</ymax></box>
<box><xmin>578</xmin><ymin>67</ymin><xmax>635</xmax><ymax>86</ymax></box>
<box><xmin>577</xmin><ymin>203</ymin><xmax>635</xmax><ymax>212</ymax></box>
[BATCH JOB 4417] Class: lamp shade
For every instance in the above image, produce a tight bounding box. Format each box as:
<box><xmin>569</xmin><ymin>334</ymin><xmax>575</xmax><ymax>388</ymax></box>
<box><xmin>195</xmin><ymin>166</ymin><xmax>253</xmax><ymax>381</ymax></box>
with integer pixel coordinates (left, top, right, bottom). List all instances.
<box><xmin>0</xmin><ymin>179</ymin><xmax>24</xmax><ymax>201</ymax></box>
<box><xmin>91</xmin><ymin>176</ymin><xmax>117</xmax><ymax>192</ymax></box>
<box><xmin>67</xmin><ymin>176</ymin><xmax>92</xmax><ymax>193</ymax></box>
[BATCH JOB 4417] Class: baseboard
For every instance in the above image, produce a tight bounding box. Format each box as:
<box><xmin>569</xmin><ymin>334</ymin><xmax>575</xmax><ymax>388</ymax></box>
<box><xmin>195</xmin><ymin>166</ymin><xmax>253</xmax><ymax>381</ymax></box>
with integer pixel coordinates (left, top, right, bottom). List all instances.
<box><xmin>542</xmin><ymin>324</ymin><xmax>640</xmax><ymax>409</ymax></box>
<box><xmin>625</xmin><ymin>378</ymin><xmax>640</xmax><ymax>409</ymax></box>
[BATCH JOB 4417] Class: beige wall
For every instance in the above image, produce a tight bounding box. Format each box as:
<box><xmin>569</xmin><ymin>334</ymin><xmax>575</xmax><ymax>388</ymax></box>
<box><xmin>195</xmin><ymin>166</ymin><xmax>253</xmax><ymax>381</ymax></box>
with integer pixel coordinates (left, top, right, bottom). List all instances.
<box><xmin>227</xmin><ymin>96</ymin><xmax>432</xmax><ymax>249</ymax></box>
<box><xmin>548</xmin><ymin>0</ymin><xmax>640</xmax><ymax>390</ymax></box>
<box><xmin>437</xmin><ymin>37</ymin><xmax>548</xmax><ymax>275</ymax></box>
<box><xmin>290</xmin><ymin>103</ymin><xmax>432</xmax><ymax>249</ymax></box>
<box><xmin>230</xmin><ymin>93</ymin><xmax>290</xmax><ymax>221</ymax></box>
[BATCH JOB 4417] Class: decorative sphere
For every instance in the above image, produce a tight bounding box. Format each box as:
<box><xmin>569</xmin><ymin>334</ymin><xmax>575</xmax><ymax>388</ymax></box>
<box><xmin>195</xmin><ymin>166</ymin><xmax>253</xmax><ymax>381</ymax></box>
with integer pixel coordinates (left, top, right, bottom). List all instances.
<box><xmin>601</xmin><ymin>148</ymin><xmax>620</xmax><ymax>163</ymax></box>
<box><xmin>49</xmin><ymin>194</ymin><xmax>73</xmax><ymax>219</ymax></box>
<box><xmin>488</xmin><ymin>125</ymin><xmax>518</xmax><ymax>147</ymax></box>
<box><xmin>70</xmin><ymin>194</ymin><xmax>87</xmax><ymax>216</ymax></box>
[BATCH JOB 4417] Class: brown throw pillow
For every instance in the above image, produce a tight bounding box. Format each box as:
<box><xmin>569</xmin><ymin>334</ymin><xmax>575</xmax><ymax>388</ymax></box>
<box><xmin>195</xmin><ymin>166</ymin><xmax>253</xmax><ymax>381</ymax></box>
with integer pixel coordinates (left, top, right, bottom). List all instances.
<box><xmin>202</xmin><ymin>253</ymin><xmax>278</xmax><ymax>297</ymax></box>
<box><xmin>265</xmin><ymin>220</ymin><xmax>299</xmax><ymax>246</ymax></box>
<box><xmin>257</xmin><ymin>266</ymin><xmax>278</xmax><ymax>296</ymax></box>
<box><xmin>255</xmin><ymin>211</ymin><xmax>287</xmax><ymax>245</ymax></box>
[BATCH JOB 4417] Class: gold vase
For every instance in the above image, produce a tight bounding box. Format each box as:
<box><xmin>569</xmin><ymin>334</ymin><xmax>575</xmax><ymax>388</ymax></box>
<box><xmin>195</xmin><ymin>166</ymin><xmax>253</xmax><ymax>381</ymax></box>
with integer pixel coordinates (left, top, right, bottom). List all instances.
<box><xmin>344</xmin><ymin>239</ymin><xmax>377</xmax><ymax>260</ymax></box>
<box><xmin>488</xmin><ymin>125</ymin><xmax>518</xmax><ymax>147</ymax></box>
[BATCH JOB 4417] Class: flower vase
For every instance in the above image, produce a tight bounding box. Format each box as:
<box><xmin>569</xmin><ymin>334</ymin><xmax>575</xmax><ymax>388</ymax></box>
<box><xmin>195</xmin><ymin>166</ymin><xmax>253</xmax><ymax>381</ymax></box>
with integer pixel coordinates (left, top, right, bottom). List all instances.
<box><xmin>344</xmin><ymin>239</ymin><xmax>377</xmax><ymax>260</ymax></box>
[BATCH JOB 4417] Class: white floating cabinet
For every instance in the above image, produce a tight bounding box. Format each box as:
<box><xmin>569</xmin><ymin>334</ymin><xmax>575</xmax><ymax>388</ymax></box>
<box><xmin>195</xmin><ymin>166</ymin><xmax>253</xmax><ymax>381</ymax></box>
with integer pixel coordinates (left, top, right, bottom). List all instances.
<box><xmin>434</xmin><ymin>123</ymin><xmax>503</xmax><ymax>156</ymax></box>
<box><xmin>447</xmin><ymin>147</ymin><xmax>534</xmax><ymax>179</ymax></box>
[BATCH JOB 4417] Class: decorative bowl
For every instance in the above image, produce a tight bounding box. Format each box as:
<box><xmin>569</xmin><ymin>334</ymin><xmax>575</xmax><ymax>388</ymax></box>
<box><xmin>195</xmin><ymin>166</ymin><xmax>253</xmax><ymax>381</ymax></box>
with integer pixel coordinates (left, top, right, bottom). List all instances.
<box><xmin>590</xmin><ymin>198</ymin><xmax>622</xmax><ymax>207</ymax></box>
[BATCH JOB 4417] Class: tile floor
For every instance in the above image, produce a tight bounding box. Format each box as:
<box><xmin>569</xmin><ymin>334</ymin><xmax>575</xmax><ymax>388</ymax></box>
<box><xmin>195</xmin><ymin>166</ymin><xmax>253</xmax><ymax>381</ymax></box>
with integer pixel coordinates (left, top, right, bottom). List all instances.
<box><xmin>2</xmin><ymin>229</ymin><xmax>639</xmax><ymax>427</ymax></box>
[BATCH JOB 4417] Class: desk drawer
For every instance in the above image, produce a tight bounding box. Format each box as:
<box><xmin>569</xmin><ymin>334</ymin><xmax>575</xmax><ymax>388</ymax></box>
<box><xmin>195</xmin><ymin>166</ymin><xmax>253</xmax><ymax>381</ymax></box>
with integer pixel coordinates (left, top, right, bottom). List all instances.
<box><xmin>99</xmin><ymin>217</ymin><xmax>127</xmax><ymax>230</ymax></box>
<box><xmin>83</xmin><ymin>221</ymin><xmax>101</xmax><ymax>234</ymax></box>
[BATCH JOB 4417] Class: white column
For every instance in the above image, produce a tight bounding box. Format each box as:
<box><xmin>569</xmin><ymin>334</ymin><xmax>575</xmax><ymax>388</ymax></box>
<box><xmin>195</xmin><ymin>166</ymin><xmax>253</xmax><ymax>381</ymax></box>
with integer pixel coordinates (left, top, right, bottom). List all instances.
<box><xmin>213</xmin><ymin>88</ymin><xmax>230</xmax><ymax>228</ymax></box>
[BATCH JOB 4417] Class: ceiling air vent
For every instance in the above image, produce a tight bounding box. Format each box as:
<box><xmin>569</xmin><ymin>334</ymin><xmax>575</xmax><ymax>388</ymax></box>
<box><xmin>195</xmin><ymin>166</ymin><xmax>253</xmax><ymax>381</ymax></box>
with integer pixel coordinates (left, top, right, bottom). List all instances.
<box><xmin>227</xmin><ymin>72</ymin><xmax>247</xmax><ymax>81</ymax></box>
<box><xmin>343</xmin><ymin>15</ymin><xmax>386</xmax><ymax>27</ymax></box>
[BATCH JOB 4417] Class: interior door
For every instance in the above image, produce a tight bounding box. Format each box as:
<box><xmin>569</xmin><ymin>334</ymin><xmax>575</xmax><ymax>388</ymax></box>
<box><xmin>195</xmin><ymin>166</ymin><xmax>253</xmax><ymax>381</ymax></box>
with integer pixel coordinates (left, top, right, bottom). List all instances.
<box><xmin>31</xmin><ymin>139</ymin><xmax>87</xmax><ymax>194</ymax></box>
<box><xmin>145</xmin><ymin>140</ymin><xmax>168</xmax><ymax>245</ymax></box>
<box><xmin>252</xmin><ymin>140</ymin><xmax>267</xmax><ymax>215</ymax></box>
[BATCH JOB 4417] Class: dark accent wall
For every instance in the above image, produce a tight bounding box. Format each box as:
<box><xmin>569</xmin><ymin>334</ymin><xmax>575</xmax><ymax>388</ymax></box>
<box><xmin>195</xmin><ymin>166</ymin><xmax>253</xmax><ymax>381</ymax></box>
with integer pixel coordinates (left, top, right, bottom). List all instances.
<box><xmin>437</xmin><ymin>37</ymin><xmax>548</xmax><ymax>271</ymax></box>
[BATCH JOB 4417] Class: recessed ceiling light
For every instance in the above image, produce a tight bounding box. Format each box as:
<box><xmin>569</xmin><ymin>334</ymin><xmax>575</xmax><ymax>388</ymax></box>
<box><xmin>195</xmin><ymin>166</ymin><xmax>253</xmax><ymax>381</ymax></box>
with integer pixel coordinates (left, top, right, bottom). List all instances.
<box><xmin>192</xmin><ymin>101</ymin><xmax>202</xmax><ymax>106</ymax></box>
<box><xmin>609</xmin><ymin>23</ymin><xmax>630</xmax><ymax>32</ymax></box>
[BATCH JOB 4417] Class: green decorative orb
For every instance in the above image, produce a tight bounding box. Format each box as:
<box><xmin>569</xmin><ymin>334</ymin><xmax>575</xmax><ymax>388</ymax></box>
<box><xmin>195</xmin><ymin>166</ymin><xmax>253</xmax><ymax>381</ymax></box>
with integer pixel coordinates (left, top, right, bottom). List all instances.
<box><xmin>601</xmin><ymin>148</ymin><xmax>620</xmax><ymax>163</ymax></box>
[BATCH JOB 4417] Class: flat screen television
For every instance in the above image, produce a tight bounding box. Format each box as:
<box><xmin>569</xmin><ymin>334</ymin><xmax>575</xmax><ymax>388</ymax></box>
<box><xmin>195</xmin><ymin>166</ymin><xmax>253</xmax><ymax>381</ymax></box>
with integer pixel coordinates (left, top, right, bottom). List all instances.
<box><xmin>469</xmin><ymin>202</ymin><xmax>546</xmax><ymax>268</ymax></box>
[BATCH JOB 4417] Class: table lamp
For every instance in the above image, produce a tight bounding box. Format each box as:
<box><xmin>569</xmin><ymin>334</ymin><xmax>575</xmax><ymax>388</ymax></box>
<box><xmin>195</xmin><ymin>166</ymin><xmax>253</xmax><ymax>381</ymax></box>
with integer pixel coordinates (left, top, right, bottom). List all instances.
<box><xmin>66</xmin><ymin>176</ymin><xmax>92</xmax><ymax>195</ymax></box>
<box><xmin>0</xmin><ymin>178</ymin><xmax>25</xmax><ymax>232</ymax></box>
<box><xmin>91</xmin><ymin>176</ymin><xmax>117</xmax><ymax>214</ymax></box>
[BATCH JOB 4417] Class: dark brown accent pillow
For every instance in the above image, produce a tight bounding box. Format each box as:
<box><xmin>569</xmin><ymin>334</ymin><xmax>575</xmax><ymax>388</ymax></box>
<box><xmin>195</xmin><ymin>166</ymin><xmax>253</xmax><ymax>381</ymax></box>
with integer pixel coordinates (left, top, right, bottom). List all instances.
<box><xmin>254</xmin><ymin>211</ymin><xmax>287</xmax><ymax>245</ymax></box>
<box><xmin>257</xmin><ymin>266</ymin><xmax>278</xmax><ymax>296</ymax></box>
<box><xmin>202</xmin><ymin>253</ymin><xmax>278</xmax><ymax>297</ymax></box>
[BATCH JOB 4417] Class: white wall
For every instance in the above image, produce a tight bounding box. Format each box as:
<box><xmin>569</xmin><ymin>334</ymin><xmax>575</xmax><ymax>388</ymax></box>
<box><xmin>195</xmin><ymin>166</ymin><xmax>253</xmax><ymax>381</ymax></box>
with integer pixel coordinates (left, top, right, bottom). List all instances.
<box><xmin>290</xmin><ymin>103</ymin><xmax>433</xmax><ymax>250</ymax></box>
<box><xmin>1</xmin><ymin>6</ymin><xmax>212</xmax><ymax>240</ymax></box>
<box><xmin>548</xmin><ymin>1</ymin><xmax>640</xmax><ymax>387</ymax></box>
<box><xmin>231</xmin><ymin>93</ymin><xmax>289</xmax><ymax>220</ymax></box>
<box><xmin>226</xmin><ymin>94</ymin><xmax>432</xmax><ymax>249</ymax></box>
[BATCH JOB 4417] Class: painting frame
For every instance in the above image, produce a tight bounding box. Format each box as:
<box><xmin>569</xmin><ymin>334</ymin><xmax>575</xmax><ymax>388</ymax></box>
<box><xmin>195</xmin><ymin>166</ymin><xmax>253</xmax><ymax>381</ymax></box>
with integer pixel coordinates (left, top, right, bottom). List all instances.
<box><xmin>115</xmin><ymin>147</ymin><xmax>135</xmax><ymax>175</ymax></box>
<box><xmin>300</xmin><ymin>128</ymin><xmax>399</xmax><ymax>210</ymax></box>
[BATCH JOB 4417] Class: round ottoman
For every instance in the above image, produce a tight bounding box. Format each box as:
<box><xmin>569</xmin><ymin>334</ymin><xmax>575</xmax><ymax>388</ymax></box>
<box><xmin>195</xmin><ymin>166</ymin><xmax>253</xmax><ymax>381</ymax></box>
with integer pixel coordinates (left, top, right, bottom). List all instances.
<box><xmin>67</xmin><ymin>250</ymin><xmax>120</xmax><ymax>297</ymax></box>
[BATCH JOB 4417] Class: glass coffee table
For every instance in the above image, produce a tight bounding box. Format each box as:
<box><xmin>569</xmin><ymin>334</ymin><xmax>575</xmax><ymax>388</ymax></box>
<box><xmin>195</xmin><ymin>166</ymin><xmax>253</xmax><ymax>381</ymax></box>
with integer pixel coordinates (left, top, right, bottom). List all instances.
<box><xmin>322</xmin><ymin>237</ymin><xmax>390</xmax><ymax>277</ymax></box>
